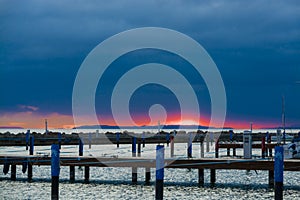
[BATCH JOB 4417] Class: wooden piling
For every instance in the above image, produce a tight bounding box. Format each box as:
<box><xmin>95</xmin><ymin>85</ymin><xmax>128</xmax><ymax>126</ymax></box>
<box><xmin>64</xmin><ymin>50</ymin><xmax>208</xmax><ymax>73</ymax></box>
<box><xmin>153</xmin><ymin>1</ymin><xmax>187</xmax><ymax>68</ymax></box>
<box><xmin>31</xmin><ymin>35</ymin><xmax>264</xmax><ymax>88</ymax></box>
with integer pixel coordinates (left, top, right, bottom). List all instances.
<box><xmin>132</xmin><ymin>167</ymin><xmax>137</xmax><ymax>184</ymax></box>
<box><xmin>142</xmin><ymin>132</ymin><xmax>145</xmax><ymax>148</ymax></box>
<box><xmin>206</xmin><ymin>135</ymin><xmax>210</xmax><ymax>152</ymax></box>
<box><xmin>28</xmin><ymin>162</ymin><xmax>32</xmax><ymax>182</ymax></box>
<box><xmin>210</xmin><ymin>169</ymin><xmax>216</xmax><ymax>187</ymax></box>
<box><xmin>22</xmin><ymin>160</ymin><xmax>27</xmax><ymax>173</ymax></box>
<box><xmin>11</xmin><ymin>164</ymin><xmax>16</xmax><ymax>181</ymax></box>
<box><xmin>170</xmin><ymin>135</ymin><xmax>174</xmax><ymax>158</ymax></box>
<box><xmin>25</xmin><ymin>130</ymin><xmax>30</xmax><ymax>150</ymax></box>
<box><xmin>79</xmin><ymin>139</ymin><xmax>83</xmax><ymax>156</ymax></box>
<box><xmin>84</xmin><ymin>166</ymin><xmax>90</xmax><ymax>183</ymax></box>
<box><xmin>274</xmin><ymin>146</ymin><xmax>284</xmax><ymax>200</ymax></box>
<box><xmin>138</xmin><ymin>139</ymin><xmax>141</xmax><ymax>157</ymax></box>
<box><xmin>200</xmin><ymin>141</ymin><xmax>204</xmax><ymax>158</ymax></box>
<box><xmin>58</xmin><ymin>132</ymin><xmax>62</xmax><ymax>149</ymax></box>
<box><xmin>132</xmin><ymin>137</ymin><xmax>137</xmax><ymax>184</ymax></box>
<box><xmin>116</xmin><ymin>132</ymin><xmax>120</xmax><ymax>148</ymax></box>
<box><xmin>51</xmin><ymin>144</ymin><xmax>60</xmax><ymax>200</ymax></box>
<box><xmin>198</xmin><ymin>168</ymin><xmax>204</xmax><ymax>187</ymax></box>
<box><xmin>229</xmin><ymin>130</ymin><xmax>233</xmax><ymax>142</ymax></box>
<box><xmin>29</xmin><ymin>136</ymin><xmax>34</xmax><ymax>155</ymax></box>
<box><xmin>166</xmin><ymin>133</ymin><xmax>170</xmax><ymax>147</ymax></box>
<box><xmin>88</xmin><ymin>133</ymin><xmax>92</xmax><ymax>149</ymax></box>
<box><xmin>145</xmin><ymin>168</ymin><xmax>151</xmax><ymax>184</ymax></box>
<box><xmin>155</xmin><ymin>145</ymin><xmax>164</xmax><ymax>200</ymax></box>
<box><xmin>132</xmin><ymin>137</ymin><xmax>136</xmax><ymax>157</ymax></box>
<box><xmin>267</xmin><ymin>134</ymin><xmax>272</xmax><ymax>157</ymax></box>
<box><xmin>262</xmin><ymin>136</ymin><xmax>266</xmax><ymax>158</ymax></box>
<box><xmin>227</xmin><ymin>148</ymin><xmax>230</xmax><ymax>156</ymax></box>
<box><xmin>215</xmin><ymin>139</ymin><xmax>219</xmax><ymax>158</ymax></box>
<box><xmin>187</xmin><ymin>133</ymin><xmax>192</xmax><ymax>158</ymax></box>
<box><xmin>70</xmin><ymin>166</ymin><xmax>75</xmax><ymax>182</ymax></box>
<box><xmin>269</xmin><ymin>170</ymin><xmax>274</xmax><ymax>188</ymax></box>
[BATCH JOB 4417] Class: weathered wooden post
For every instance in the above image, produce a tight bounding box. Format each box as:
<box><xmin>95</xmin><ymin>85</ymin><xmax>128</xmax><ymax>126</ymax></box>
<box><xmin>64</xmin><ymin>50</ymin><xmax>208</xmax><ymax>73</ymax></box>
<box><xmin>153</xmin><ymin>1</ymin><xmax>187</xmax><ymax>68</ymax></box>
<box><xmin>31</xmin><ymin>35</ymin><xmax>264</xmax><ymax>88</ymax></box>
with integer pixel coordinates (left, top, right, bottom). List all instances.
<box><xmin>51</xmin><ymin>144</ymin><xmax>60</xmax><ymax>200</ymax></box>
<box><xmin>198</xmin><ymin>168</ymin><xmax>204</xmax><ymax>187</ymax></box>
<box><xmin>187</xmin><ymin>132</ymin><xmax>193</xmax><ymax>158</ymax></box>
<box><xmin>215</xmin><ymin>139</ymin><xmax>219</xmax><ymax>158</ymax></box>
<box><xmin>58</xmin><ymin>132</ymin><xmax>62</xmax><ymax>149</ymax></box>
<box><xmin>227</xmin><ymin>147</ymin><xmax>230</xmax><ymax>156</ymax></box>
<box><xmin>11</xmin><ymin>164</ymin><xmax>16</xmax><ymax>181</ymax></box>
<box><xmin>166</xmin><ymin>132</ymin><xmax>170</xmax><ymax>147</ymax></box>
<box><xmin>170</xmin><ymin>135</ymin><xmax>174</xmax><ymax>158</ymax></box>
<box><xmin>269</xmin><ymin>170</ymin><xmax>274</xmax><ymax>188</ymax></box>
<box><xmin>274</xmin><ymin>146</ymin><xmax>284</xmax><ymax>200</ymax></box>
<box><xmin>267</xmin><ymin>132</ymin><xmax>272</xmax><ymax>157</ymax></box>
<box><xmin>116</xmin><ymin>132</ymin><xmax>120</xmax><ymax>148</ymax></box>
<box><xmin>200</xmin><ymin>141</ymin><xmax>204</xmax><ymax>158</ymax></box>
<box><xmin>132</xmin><ymin>137</ymin><xmax>137</xmax><ymax>157</ymax></box>
<box><xmin>206</xmin><ymin>134</ymin><xmax>210</xmax><ymax>152</ymax></box>
<box><xmin>88</xmin><ymin>133</ymin><xmax>92</xmax><ymax>149</ymax></box>
<box><xmin>145</xmin><ymin>167</ymin><xmax>151</xmax><ymax>184</ymax></box>
<box><xmin>29</xmin><ymin>136</ymin><xmax>34</xmax><ymax>155</ymax></box>
<box><xmin>79</xmin><ymin>139</ymin><xmax>83</xmax><ymax>156</ymax></box>
<box><xmin>210</xmin><ymin>169</ymin><xmax>216</xmax><ymax>187</ymax></box>
<box><xmin>85</xmin><ymin>166</ymin><xmax>90</xmax><ymax>183</ymax></box>
<box><xmin>132</xmin><ymin>137</ymin><xmax>137</xmax><ymax>183</ymax></box>
<box><xmin>70</xmin><ymin>166</ymin><xmax>75</xmax><ymax>182</ymax></box>
<box><xmin>156</xmin><ymin>145</ymin><xmax>164</xmax><ymax>200</ymax></box>
<box><xmin>25</xmin><ymin>130</ymin><xmax>30</xmax><ymax>150</ymax></box>
<box><xmin>262</xmin><ymin>136</ymin><xmax>266</xmax><ymax>158</ymax></box>
<box><xmin>22</xmin><ymin>160</ymin><xmax>27</xmax><ymax>173</ymax></box>
<box><xmin>142</xmin><ymin>132</ymin><xmax>146</xmax><ymax>147</ymax></box>
<box><xmin>3</xmin><ymin>161</ymin><xmax>9</xmax><ymax>175</ymax></box>
<box><xmin>138</xmin><ymin>139</ymin><xmax>141</xmax><ymax>157</ymax></box>
<box><xmin>28</xmin><ymin>136</ymin><xmax>34</xmax><ymax>182</ymax></box>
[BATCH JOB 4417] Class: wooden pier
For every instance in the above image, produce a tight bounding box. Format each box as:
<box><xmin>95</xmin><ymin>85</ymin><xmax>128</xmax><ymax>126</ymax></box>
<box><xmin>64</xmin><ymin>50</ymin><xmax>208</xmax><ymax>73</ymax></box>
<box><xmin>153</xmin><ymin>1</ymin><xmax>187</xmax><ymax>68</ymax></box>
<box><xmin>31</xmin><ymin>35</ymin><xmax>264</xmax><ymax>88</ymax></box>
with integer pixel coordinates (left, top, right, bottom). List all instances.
<box><xmin>1</xmin><ymin>155</ymin><xmax>299</xmax><ymax>187</ymax></box>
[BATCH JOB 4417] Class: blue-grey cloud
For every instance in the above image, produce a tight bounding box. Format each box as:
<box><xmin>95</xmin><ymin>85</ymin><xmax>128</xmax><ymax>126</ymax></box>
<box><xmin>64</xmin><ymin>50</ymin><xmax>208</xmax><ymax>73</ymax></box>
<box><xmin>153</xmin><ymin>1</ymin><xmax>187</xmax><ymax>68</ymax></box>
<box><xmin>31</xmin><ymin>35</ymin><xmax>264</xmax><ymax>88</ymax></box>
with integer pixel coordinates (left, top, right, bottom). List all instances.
<box><xmin>0</xmin><ymin>0</ymin><xmax>299</xmax><ymax>126</ymax></box>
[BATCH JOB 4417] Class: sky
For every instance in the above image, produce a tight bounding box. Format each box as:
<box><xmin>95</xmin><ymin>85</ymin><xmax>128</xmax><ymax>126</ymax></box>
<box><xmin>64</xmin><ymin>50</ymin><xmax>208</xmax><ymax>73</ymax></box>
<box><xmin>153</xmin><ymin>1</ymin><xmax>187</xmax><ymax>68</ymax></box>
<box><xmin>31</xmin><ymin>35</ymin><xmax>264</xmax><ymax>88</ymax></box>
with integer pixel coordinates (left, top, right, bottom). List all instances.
<box><xmin>0</xmin><ymin>0</ymin><xmax>299</xmax><ymax>129</ymax></box>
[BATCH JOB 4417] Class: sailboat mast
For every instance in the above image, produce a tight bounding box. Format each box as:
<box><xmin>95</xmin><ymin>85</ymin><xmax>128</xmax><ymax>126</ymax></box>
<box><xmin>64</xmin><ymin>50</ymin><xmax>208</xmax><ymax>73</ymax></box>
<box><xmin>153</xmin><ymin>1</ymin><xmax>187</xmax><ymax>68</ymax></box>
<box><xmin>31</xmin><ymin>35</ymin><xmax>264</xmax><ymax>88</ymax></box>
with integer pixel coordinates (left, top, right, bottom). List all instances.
<box><xmin>282</xmin><ymin>95</ymin><xmax>286</xmax><ymax>144</ymax></box>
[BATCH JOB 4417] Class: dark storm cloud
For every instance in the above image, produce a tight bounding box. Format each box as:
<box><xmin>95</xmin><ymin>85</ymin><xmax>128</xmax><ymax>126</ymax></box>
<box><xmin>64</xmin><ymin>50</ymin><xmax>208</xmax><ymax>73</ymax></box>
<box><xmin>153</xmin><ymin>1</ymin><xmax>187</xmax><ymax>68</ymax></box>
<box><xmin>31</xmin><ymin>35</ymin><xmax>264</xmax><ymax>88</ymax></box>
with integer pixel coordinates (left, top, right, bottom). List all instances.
<box><xmin>0</xmin><ymin>0</ymin><xmax>299</xmax><ymax>126</ymax></box>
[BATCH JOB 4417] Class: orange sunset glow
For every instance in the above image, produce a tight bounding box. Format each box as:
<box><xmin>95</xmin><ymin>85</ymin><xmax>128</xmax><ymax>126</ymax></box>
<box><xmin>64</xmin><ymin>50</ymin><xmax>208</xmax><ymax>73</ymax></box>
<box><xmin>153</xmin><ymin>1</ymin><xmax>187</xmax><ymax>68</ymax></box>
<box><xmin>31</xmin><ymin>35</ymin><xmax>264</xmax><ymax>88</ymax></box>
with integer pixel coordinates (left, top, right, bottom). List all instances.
<box><xmin>0</xmin><ymin>110</ymin><xmax>280</xmax><ymax>130</ymax></box>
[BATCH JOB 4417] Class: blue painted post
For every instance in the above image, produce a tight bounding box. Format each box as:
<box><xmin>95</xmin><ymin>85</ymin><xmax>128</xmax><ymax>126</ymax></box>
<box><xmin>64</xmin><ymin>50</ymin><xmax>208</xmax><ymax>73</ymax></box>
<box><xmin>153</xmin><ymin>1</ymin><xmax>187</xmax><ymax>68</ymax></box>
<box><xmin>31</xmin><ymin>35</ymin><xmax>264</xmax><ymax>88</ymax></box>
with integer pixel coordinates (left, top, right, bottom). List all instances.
<box><xmin>79</xmin><ymin>139</ymin><xmax>83</xmax><ymax>156</ymax></box>
<box><xmin>187</xmin><ymin>133</ymin><xmax>192</xmax><ymax>158</ymax></box>
<box><xmin>58</xmin><ymin>132</ymin><xmax>62</xmax><ymax>149</ymax></box>
<box><xmin>29</xmin><ymin>136</ymin><xmax>34</xmax><ymax>155</ymax></box>
<box><xmin>132</xmin><ymin>137</ymin><xmax>137</xmax><ymax>157</ymax></box>
<box><xmin>116</xmin><ymin>132</ymin><xmax>120</xmax><ymax>148</ymax></box>
<box><xmin>51</xmin><ymin>144</ymin><xmax>60</xmax><ymax>200</ymax></box>
<box><xmin>88</xmin><ymin>133</ymin><xmax>92</xmax><ymax>149</ymax></box>
<box><xmin>156</xmin><ymin>145</ymin><xmax>164</xmax><ymax>200</ymax></box>
<box><xmin>229</xmin><ymin>130</ymin><xmax>233</xmax><ymax>141</ymax></box>
<box><xmin>25</xmin><ymin>130</ymin><xmax>30</xmax><ymax>150</ymax></box>
<box><xmin>274</xmin><ymin>146</ymin><xmax>284</xmax><ymax>200</ymax></box>
<box><xmin>166</xmin><ymin>133</ymin><xmax>170</xmax><ymax>147</ymax></box>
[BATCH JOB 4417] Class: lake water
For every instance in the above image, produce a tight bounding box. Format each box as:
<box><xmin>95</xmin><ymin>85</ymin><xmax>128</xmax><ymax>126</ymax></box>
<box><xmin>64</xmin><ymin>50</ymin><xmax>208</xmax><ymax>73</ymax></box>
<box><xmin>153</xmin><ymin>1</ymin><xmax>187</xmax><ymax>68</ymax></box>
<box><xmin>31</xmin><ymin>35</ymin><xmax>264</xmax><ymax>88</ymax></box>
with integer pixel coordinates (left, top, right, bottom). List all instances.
<box><xmin>0</xmin><ymin>129</ymin><xmax>299</xmax><ymax>199</ymax></box>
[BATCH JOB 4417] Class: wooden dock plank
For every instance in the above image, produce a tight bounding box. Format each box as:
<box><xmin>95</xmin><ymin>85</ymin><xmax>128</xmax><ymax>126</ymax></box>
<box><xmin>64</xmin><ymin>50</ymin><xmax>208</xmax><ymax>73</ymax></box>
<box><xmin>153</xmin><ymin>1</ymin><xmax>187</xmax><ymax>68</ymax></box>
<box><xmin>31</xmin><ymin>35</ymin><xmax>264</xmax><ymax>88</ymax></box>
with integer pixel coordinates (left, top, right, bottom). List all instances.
<box><xmin>1</xmin><ymin>156</ymin><xmax>299</xmax><ymax>171</ymax></box>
